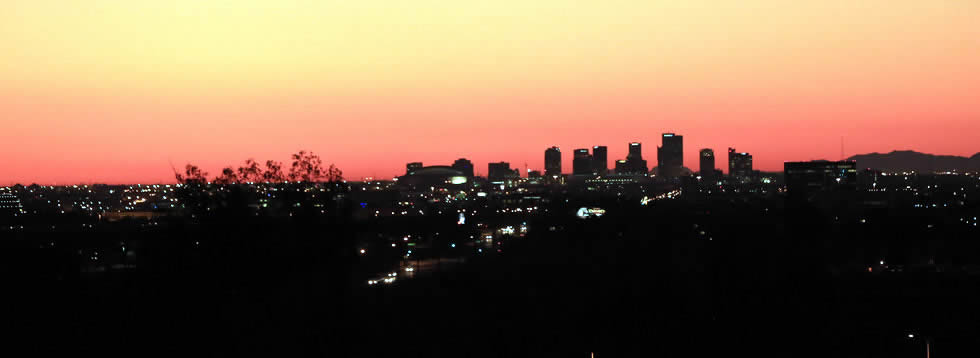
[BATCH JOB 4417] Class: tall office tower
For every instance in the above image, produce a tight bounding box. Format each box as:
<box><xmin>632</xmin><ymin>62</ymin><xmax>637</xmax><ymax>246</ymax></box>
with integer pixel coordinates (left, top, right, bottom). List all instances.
<box><xmin>619</xmin><ymin>142</ymin><xmax>648</xmax><ymax>174</ymax></box>
<box><xmin>406</xmin><ymin>162</ymin><xmax>423</xmax><ymax>175</ymax></box>
<box><xmin>699</xmin><ymin>149</ymin><xmax>715</xmax><ymax>177</ymax></box>
<box><xmin>627</xmin><ymin>142</ymin><xmax>642</xmax><ymax>160</ymax></box>
<box><xmin>657</xmin><ymin>133</ymin><xmax>684</xmax><ymax>178</ymax></box>
<box><xmin>544</xmin><ymin>146</ymin><xmax>562</xmax><ymax>177</ymax></box>
<box><xmin>488</xmin><ymin>162</ymin><xmax>513</xmax><ymax>181</ymax></box>
<box><xmin>572</xmin><ymin>148</ymin><xmax>593</xmax><ymax>175</ymax></box>
<box><xmin>452</xmin><ymin>158</ymin><xmax>474</xmax><ymax>177</ymax></box>
<box><xmin>728</xmin><ymin>148</ymin><xmax>753</xmax><ymax>177</ymax></box>
<box><xmin>592</xmin><ymin>146</ymin><xmax>608</xmax><ymax>175</ymax></box>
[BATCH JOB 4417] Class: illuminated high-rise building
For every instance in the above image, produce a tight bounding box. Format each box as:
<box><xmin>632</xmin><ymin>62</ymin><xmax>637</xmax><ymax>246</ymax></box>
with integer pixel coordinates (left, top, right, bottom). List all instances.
<box><xmin>728</xmin><ymin>148</ymin><xmax>753</xmax><ymax>177</ymax></box>
<box><xmin>592</xmin><ymin>146</ymin><xmax>608</xmax><ymax>175</ymax></box>
<box><xmin>617</xmin><ymin>142</ymin><xmax>648</xmax><ymax>174</ymax></box>
<box><xmin>628</xmin><ymin>142</ymin><xmax>642</xmax><ymax>160</ymax></box>
<box><xmin>657</xmin><ymin>133</ymin><xmax>684</xmax><ymax>177</ymax></box>
<box><xmin>573</xmin><ymin>148</ymin><xmax>593</xmax><ymax>175</ymax></box>
<box><xmin>544</xmin><ymin>146</ymin><xmax>562</xmax><ymax>177</ymax></box>
<box><xmin>699</xmin><ymin>149</ymin><xmax>715</xmax><ymax>176</ymax></box>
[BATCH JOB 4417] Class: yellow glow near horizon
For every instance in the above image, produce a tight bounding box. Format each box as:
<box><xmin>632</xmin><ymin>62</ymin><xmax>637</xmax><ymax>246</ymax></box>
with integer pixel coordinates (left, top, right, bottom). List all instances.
<box><xmin>4</xmin><ymin>1</ymin><xmax>976</xmax><ymax>95</ymax></box>
<box><xmin>1</xmin><ymin>1</ymin><xmax>978</xmax><ymax>184</ymax></box>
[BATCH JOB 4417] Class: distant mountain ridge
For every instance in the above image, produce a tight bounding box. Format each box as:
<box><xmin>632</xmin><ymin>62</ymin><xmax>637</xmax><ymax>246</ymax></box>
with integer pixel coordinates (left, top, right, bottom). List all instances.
<box><xmin>847</xmin><ymin>150</ymin><xmax>980</xmax><ymax>172</ymax></box>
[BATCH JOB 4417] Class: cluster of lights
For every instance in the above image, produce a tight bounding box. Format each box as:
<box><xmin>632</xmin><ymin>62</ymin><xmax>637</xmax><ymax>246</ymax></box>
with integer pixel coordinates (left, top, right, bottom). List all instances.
<box><xmin>641</xmin><ymin>189</ymin><xmax>682</xmax><ymax>205</ymax></box>
<box><xmin>367</xmin><ymin>272</ymin><xmax>399</xmax><ymax>285</ymax></box>
<box><xmin>495</xmin><ymin>207</ymin><xmax>539</xmax><ymax>214</ymax></box>
<box><xmin>963</xmin><ymin>217</ymin><xmax>978</xmax><ymax>227</ymax></box>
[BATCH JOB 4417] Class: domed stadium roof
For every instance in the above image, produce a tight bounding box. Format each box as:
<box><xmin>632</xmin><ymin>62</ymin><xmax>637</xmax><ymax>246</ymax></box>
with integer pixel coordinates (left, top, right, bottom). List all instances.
<box><xmin>408</xmin><ymin>166</ymin><xmax>464</xmax><ymax>177</ymax></box>
<box><xmin>398</xmin><ymin>166</ymin><xmax>469</xmax><ymax>188</ymax></box>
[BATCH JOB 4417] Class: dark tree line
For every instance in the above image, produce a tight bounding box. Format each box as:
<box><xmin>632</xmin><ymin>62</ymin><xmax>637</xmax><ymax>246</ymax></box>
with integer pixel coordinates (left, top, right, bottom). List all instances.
<box><xmin>174</xmin><ymin>150</ymin><xmax>343</xmax><ymax>185</ymax></box>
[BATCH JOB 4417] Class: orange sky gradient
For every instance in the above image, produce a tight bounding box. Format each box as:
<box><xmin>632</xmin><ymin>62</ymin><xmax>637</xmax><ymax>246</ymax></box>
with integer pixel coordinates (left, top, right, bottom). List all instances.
<box><xmin>2</xmin><ymin>1</ymin><xmax>978</xmax><ymax>184</ymax></box>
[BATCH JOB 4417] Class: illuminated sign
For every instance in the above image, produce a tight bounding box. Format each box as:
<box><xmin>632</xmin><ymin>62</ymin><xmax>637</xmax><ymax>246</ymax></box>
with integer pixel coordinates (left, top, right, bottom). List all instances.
<box><xmin>450</xmin><ymin>176</ymin><xmax>468</xmax><ymax>185</ymax></box>
<box><xmin>576</xmin><ymin>207</ymin><xmax>606</xmax><ymax>219</ymax></box>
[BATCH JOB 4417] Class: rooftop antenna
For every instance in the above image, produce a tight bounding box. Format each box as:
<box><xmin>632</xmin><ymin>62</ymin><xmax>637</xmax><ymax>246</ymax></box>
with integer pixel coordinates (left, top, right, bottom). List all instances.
<box><xmin>168</xmin><ymin>158</ymin><xmax>180</xmax><ymax>181</ymax></box>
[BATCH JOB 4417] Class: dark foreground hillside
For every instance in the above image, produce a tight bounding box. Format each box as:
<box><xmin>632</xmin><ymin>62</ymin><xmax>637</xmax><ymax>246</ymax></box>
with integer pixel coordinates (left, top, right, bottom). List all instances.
<box><xmin>5</xmin><ymin>201</ymin><xmax>980</xmax><ymax>357</ymax></box>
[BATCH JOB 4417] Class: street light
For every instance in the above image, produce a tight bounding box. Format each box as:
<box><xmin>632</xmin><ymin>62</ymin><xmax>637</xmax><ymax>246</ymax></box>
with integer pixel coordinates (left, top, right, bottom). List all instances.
<box><xmin>907</xmin><ymin>332</ymin><xmax>932</xmax><ymax>358</ymax></box>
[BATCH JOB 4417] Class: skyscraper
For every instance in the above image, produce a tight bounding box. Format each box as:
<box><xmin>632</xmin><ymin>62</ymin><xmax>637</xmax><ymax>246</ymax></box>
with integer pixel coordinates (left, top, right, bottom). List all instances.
<box><xmin>699</xmin><ymin>149</ymin><xmax>715</xmax><ymax>177</ymax></box>
<box><xmin>618</xmin><ymin>142</ymin><xmax>648</xmax><ymax>174</ymax></box>
<box><xmin>592</xmin><ymin>146</ymin><xmax>608</xmax><ymax>175</ymax></box>
<box><xmin>628</xmin><ymin>142</ymin><xmax>642</xmax><ymax>160</ymax></box>
<box><xmin>452</xmin><ymin>158</ymin><xmax>474</xmax><ymax>177</ymax></box>
<box><xmin>573</xmin><ymin>148</ymin><xmax>593</xmax><ymax>175</ymax></box>
<box><xmin>544</xmin><ymin>146</ymin><xmax>562</xmax><ymax>177</ymax></box>
<box><xmin>728</xmin><ymin>148</ymin><xmax>753</xmax><ymax>177</ymax></box>
<box><xmin>657</xmin><ymin>133</ymin><xmax>684</xmax><ymax>177</ymax></box>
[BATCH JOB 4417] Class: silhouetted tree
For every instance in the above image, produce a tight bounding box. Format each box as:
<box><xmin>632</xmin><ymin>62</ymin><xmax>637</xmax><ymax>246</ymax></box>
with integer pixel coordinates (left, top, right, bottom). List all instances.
<box><xmin>263</xmin><ymin>160</ymin><xmax>285</xmax><ymax>182</ymax></box>
<box><xmin>325</xmin><ymin>164</ymin><xmax>344</xmax><ymax>183</ymax></box>
<box><xmin>173</xmin><ymin>164</ymin><xmax>210</xmax><ymax>216</ymax></box>
<box><xmin>213</xmin><ymin>167</ymin><xmax>238</xmax><ymax>184</ymax></box>
<box><xmin>175</xmin><ymin>164</ymin><xmax>208</xmax><ymax>185</ymax></box>
<box><xmin>289</xmin><ymin>151</ymin><xmax>324</xmax><ymax>183</ymax></box>
<box><xmin>237</xmin><ymin>159</ymin><xmax>263</xmax><ymax>183</ymax></box>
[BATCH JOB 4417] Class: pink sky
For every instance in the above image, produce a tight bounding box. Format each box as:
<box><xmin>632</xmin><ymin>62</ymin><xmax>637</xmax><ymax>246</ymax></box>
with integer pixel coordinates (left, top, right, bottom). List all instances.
<box><xmin>2</xmin><ymin>1</ymin><xmax>978</xmax><ymax>184</ymax></box>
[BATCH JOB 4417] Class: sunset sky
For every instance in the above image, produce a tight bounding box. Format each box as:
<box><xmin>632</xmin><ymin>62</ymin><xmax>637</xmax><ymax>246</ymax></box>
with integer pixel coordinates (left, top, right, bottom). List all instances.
<box><xmin>2</xmin><ymin>1</ymin><xmax>978</xmax><ymax>184</ymax></box>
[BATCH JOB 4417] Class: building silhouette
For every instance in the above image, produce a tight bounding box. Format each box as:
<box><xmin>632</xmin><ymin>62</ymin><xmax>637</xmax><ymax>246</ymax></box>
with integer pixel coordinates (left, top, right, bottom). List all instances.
<box><xmin>452</xmin><ymin>158</ymin><xmax>474</xmax><ymax>177</ymax></box>
<box><xmin>406</xmin><ymin>162</ymin><xmax>423</xmax><ymax>175</ymax></box>
<box><xmin>785</xmin><ymin>160</ymin><xmax>858</xmax><ymax>209</ymax></box>
<box><xmin>657</xmin><ymin>133</ymin><xmax>684</xmax><ymax>178</ymax></box>
<box><xmin>699</xmin><ymin>149</ymin><xmax>715</xmax><ymax>177</ymax></box>
<box><xmin>544</xmin><ymin>146</ymin><xmax>562</xmax><ymax>177</ymax></box>
<box><xmin>728</xmin><ymin>148</ymin><xmax>753</xmax><ymax>178</ymax></box>
<box><xmin>573</xmin><ymin>148</ymin><xmax>593</xmax><ymax>176</ymax></box>
<box><xmin>617</xmin><ymin>142</ymin><xmax>648</xmax><ymax>174</ymax></box>
<box><xmin>628</xmin><ymin>142</ymin><xmax>642</xmax><ymax>160</ymax></box>
<box><xmin>488</xmin><ymin>162</ymin><xmax>518</xmax><ymax>181</ymax></box>
<box><xmin>397</xmin><ymin>165</ymin><xmax>468</xmax><ymax>190</ymax></box>
<box><xmin>614</xmin><ymin>159</ymin><xmax>628</xmax><ymax>174</ymax></box>
<box><xmin>592</xmin><ymin>146</ymin><xmax>608</xmax><ymax>175</ymax></box>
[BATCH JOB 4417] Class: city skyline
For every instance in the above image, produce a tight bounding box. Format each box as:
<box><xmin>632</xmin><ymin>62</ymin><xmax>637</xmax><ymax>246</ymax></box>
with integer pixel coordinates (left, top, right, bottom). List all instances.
<box><xmin>3</xmin><ymin>1</ymin><xmax>980</xmax><ymax>184</ymax></box>
<box><xmin>3</xmin><ymin>139</ymin><xmax>979</xmax><ymax>185</ymax></box>
<box><xmin>5</xmin><ymin>2</ymin><xmax>980</xmax><ymax>355</ymax></box>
